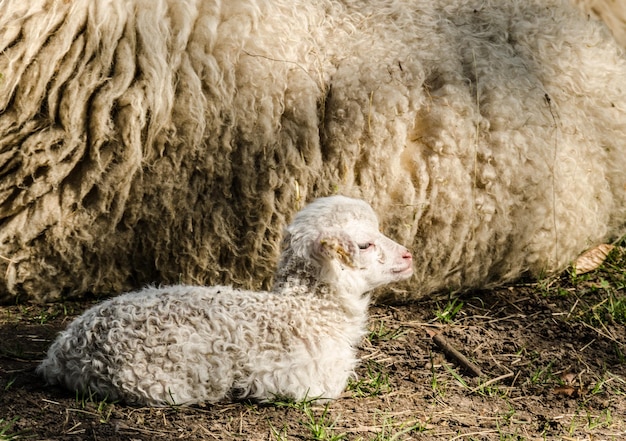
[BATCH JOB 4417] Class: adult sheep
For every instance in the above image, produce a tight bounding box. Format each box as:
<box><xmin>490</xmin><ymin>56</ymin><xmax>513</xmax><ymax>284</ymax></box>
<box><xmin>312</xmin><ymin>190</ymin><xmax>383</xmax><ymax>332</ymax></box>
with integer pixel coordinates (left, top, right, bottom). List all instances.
<box><xmin>0</xmin><ymin>0</ymin><xmax>625</xmax><ymax>303</ymax></box>
<box><xmin>37</xmin><ymin>196</ymin><xmax>413</xmax><ymax>405</ymax></box>
<box><xmin>574</xmin><ymin>0</ymin><xmax>626</xmax><ymax>48</ymax></box>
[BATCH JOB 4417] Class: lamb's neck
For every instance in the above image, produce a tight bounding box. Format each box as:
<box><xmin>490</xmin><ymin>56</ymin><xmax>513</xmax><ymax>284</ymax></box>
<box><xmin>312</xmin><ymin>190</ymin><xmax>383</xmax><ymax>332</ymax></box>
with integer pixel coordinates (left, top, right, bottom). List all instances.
<box><xmin>272</xmin><ymin>259</ymin><xmax>329</xmax><ymax>297</ymax></box>
<box><xmin>272</xmin><ymin>258</ymin><xmax>370</xmax><ymax>318</ymax></box>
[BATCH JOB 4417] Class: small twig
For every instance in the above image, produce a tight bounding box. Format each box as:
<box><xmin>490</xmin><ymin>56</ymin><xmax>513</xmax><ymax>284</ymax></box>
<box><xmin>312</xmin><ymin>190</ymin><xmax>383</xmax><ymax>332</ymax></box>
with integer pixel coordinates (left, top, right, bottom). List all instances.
<box><xmin>427</xmin><ymin>328</ymin><xmax>483</xmax><ymax>377</ymax></box>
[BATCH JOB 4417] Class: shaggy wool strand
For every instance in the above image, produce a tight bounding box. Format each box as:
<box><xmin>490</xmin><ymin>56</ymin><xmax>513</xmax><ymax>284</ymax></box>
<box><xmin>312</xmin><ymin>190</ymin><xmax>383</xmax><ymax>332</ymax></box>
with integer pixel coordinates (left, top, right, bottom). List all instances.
<box><xmin>0</xmin><ymin>0</ymin><xmax>625</xmax><ymax>303</ymax></box>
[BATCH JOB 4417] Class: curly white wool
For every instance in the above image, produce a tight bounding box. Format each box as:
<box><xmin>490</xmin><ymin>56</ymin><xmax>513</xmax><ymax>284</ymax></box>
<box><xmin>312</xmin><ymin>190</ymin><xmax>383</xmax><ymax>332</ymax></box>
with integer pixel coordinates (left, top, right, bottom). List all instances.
<box><xmin>36</xmin><ymin>196</ymin><xmax>413</xmax><ymax>406</ymax></box>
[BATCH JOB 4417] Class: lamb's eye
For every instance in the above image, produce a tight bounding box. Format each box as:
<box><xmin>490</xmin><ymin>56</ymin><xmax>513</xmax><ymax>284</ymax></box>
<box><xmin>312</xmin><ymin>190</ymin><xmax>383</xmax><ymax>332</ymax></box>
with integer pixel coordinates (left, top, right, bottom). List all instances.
<box><xmin>358</xmin><ymin>242</ymin><xmax>373</xmax><ymax>250</ymax></box>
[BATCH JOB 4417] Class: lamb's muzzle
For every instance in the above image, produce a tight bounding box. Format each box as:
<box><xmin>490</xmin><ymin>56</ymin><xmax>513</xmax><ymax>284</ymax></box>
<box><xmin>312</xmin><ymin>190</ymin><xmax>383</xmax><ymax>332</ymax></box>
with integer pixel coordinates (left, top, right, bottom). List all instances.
<box><xmin>393</xmin><ymin>250</ymin><xmax>413</xmax><ymax>275</ymax></box>
<box><xmin>36</xmin><ymin>195</ymin><xmax>412</xmax><ymax>406</ymax></box>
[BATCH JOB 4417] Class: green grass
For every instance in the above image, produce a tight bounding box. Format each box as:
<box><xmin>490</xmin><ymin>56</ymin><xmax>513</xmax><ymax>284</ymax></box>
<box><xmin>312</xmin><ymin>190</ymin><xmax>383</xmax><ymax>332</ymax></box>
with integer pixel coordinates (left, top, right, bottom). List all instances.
<box><xmin>537</xmin><ymin>238</ymin><xmax>626</xmax><ymax>329</ymax></box>
<box><xmin>365</xmin><ymin>415</ymin><xmax>428</xmax><ymax>441</ymax></box>
<box><xmin>434</xmin><ymin>297</ymin><xmax>464</xmax><ymax>324</ymax></box>
<box><xmin>3</xmin><ymin>377</ymin><xmax>16</xmax><ymax>392</ymax></box>
<box><xmin>272</xmin><ymin>398</ymin><xmax>346</xmax><ymax>441</ymax></box>
<box><xmin>527</xmin><ymin>362</ymin><xmax>556</xmax><ymax>386</ymax></box>
<box><xmin>0</xmin><ymin>343</ymin><xmax>25</xmax><ymax>360</ymax></box>
<box><xmin>567</xmin><ymin>408</ymin><xmax>613</xmax><ymax>435</ymax></box>
<box><xmin>585</xmin><ymin>290</ymin><xmax>626</xmax><ymax>326</ymax></box>
<box><xmin>367</xmin><ymin>321</ymin><xmax>407</xmax><ymax>342</ymax></box>
<box><xmin>31</xmin><ymin>304</ymin><xmax>76</xmax><ymax>325</ymax></box>
<box><xmin>428</xmin><ymin>357</ymin><xmax>447</xmax><ymax>398</ymax></box>
<box><xmin>269</xmin><ymin>400</ymin><xmax>431</xmax><ymax>441</ymax></box>
<box><xmin>75</xmin><ymin>388</ymin><xmax>116</xmax><ymax>424</ymax></box>
<box><xmin>269</xmin><ymin>422</ymin><xmax>289</xmax><ymax>441</ymax></box>
<box><xmin>347</xmin><ymin>361</ymin><xmax>391</xmax><ymax>397</ymax></box>
<box><xmin>0</xmin><ymin>418</ymin><xmax>20</xmax><ymax>441</ymax></box>
<box><xmin>2</xmin><ymin>303</ymin><xmax>77</xmax><ymax>326</ymax></box>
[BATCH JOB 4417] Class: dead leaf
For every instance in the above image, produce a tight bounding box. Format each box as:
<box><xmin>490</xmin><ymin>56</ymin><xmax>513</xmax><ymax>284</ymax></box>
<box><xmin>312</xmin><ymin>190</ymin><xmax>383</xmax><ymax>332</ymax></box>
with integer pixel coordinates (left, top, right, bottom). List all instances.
<box><xmin>553</xmin><ymin>386</ymin><xmax>579</xmax><ymax>397</ymax></box>
<box><xmin>560</xmin><ymin>372</ymin><xmax>577</xmax><ymax>385</ymax></box>
<box><xmin>573</xmin><ymin>244</ymin><xmax>614</xmax><ymax>275</ymax></box>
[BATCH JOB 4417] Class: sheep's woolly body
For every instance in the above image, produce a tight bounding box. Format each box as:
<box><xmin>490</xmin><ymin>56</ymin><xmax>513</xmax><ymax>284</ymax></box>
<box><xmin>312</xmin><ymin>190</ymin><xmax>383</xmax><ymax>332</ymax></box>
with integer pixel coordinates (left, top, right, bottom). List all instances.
<box><xmin>574</xmin><ymin>0</ymin><xmax>626</xmax><ymax>47</ymax></box>
<box><xmin>1</xmin><ymin>0</ymin><xmax>626</xmax><ymax>303</ymax></box>
<box><xmin>37</xmin><ymin>196</ymin><xmax>414</xmax><ymax>405</ymax></box>
<box><xmin>39</xmin><ymin>285</ymin><xmax>364</xmax><ymax>405</ymax></box>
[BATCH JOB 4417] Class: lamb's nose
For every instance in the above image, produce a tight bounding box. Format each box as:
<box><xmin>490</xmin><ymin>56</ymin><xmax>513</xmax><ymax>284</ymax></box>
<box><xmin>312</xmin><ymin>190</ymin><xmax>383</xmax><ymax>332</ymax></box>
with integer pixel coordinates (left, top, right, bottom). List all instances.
<box><xmin>402</xmin><ymin>250</ymin><xmax>412</xmax><ymax>261</ymax></box>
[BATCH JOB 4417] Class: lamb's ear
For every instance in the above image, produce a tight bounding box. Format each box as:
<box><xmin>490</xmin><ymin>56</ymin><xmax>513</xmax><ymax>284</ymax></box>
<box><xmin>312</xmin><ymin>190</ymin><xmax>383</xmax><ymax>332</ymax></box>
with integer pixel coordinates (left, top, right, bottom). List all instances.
<box><xmin>315</xmin><ymin>232</ymin><xmax>358</xmax><ymax>269</ymax></box>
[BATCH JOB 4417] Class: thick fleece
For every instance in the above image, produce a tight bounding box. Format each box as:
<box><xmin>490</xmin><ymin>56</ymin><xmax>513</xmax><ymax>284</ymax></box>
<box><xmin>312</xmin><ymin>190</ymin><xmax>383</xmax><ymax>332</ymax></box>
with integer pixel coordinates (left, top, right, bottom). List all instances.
<box><xmin>573</xmin><ymin>0</ymin><xmax>626</xmax><ymax>47</ymax></box>
<box><xmin>0</xmin><ymin>0</ymin><xmax>625</xmax><ymax>303</ymax></box>
<box><xmin>37</xmin><ymin>196</ymin><xmax>413</xmax><ymax>405</ymax></box>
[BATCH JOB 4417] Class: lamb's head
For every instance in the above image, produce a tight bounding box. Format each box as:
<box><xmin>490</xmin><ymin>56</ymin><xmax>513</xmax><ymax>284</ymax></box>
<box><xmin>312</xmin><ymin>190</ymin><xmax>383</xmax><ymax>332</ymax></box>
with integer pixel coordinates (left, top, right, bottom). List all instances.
<box><xmin>274</xmin><ymin>195</ymin><xmax>413</xmax><ymax>301</ymax></box>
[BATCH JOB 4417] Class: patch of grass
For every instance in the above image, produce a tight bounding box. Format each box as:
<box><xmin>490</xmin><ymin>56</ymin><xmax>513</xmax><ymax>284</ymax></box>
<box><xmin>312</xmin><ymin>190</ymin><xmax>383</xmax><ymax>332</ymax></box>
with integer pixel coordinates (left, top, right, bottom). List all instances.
<box><xmin>273</xmin><ymin>398</ymin><xmax>346</xmax><ymax>441</ymax></box>
<box><xmin>473</xmin><ymin>382</ymin><xmax>508</xmax><ymax>398</ymax></box>
<box><xmin>443</xmin><ymin>362</ymin><xmax>469</xmax><ymax>389</ymax></box>
<box><xmin>496</xmin><ymin>404</ymin><xmax>517</xmax><ymax>426</ymax></box>
<box><xmin>33</xmin><ymin>309</ymin><xmax>57</xmax><ymax>325</ymax></box>
<box><xmin>533</xmin><ymin>240</ymin><xmax>626</xmax><ymax>347</ymax></box>
<box><xmin>32</xmin><ymin>304</ymin><xmax>76</xmax><ymax>325</ymax></box>
<box><xmin>0</xmin><ymin>343</ymin><xmax>25</xmax><ymax>360</ymax></box>
<box><xmin>428</xmin><ymin>355</ymin><xmax>447</xmax><ymax>398</ymax></box>
<box><xmin>269</xmin><ymin>422</ymin><xmax>289</xmax><ymax>441</ymax></box>
<box><xmin>347</xmin><ymin>361</ymin><xmax>391</xmax><ymax>398</ymax></box>
<box><xmin>6</xmin><ymin>303</ymin><xmax>76</xmax><ymax>325</ymax></box>
<box><xmin>585</xmin><ymin>408</ymin><xmax>612</xmax><ymax>431</ymax></box>
<box><xmin>368</xmin><ymin>321</ymin><xmax>407</xmax><ymax>342</ymax></box>
<box><xmin>366</xmin><ymin>414</ymin><xmax>429</xmax><ymax>441</ymax></box>
<box><xmin>434</xmin><ymin>297</ymin><xmax>464</xmax><ymax>324</ymax></box>
<box><xmin>568</xmin><ymin>408</ymin><xmax>613</xmax><ymax>435</ymax></box>
<box><xmin>585</xmin><ymin>371</ymin><xmax>626</xmax><ymax>400</ymax></box>
<box><xmin>491</xmin><ymin>405</ymin><xmax>531</xmax><ymax>441</ymax></box>
<box><xmin>302</xmin><ymin>403</ymin><xmax>345</xmax><ymax>441</ymax></box>
<box><xmin>528</xmin><ymin>362</ymin><xmax>557</xmax><ymax>386</ymax></box>
<box><xmin>3</xmin><ymin>377</ymin><xmax>16</xmax><ymax>392</ymax></box>
<box><xmin>75</xmin><ymin>388</ymin><xmax>116</xmax><ymax>424</ymax></box>
<box><xmin>0</xmin><ymin>418</ymin><xmax>20</xmax><ymax>441</ymax></box>
<box><xmin>165</xmin><ymin>387</ymin><xmax>184</xmax><ymax>408</ymax></box>
<box><xmin>584</xmin><ymin>290</ymin><xmax>626</xmax><ymax>326</ymax></box>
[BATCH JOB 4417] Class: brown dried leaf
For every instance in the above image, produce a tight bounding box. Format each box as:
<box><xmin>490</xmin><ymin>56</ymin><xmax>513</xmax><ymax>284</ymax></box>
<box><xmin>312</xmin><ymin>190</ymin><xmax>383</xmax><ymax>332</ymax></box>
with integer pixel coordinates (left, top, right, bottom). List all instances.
<box><xmin>560</xmin><ymin>372</ymin><xmax>577</xmax><ymax>385</ymax></box>
<box><xmin>553</xmin><ymin>385</ymin><xmax>579</xmax><ymax>397</ymax></box>
<box><xmin>573</xmin><ymin>244</ymin><xmax>615</xmax><ymax>275</ymax></box>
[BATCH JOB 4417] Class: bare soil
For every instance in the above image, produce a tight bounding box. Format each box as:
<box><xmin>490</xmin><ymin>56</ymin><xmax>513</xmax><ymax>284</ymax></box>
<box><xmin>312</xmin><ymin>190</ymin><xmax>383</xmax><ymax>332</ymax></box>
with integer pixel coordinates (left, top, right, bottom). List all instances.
<box><xmin>1</xmin><ymin>283</ymin><xmax>625</xmax><ymax>440</ymax></box>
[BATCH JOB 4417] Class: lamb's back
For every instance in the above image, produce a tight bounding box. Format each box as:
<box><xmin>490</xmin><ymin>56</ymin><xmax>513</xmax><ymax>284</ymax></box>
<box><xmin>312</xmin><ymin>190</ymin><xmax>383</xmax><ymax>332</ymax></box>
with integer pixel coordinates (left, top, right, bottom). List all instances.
<box><xmin>38</xmin><ymin>285</ymin><xmax>364</xmax><ymax>405</ymax></box>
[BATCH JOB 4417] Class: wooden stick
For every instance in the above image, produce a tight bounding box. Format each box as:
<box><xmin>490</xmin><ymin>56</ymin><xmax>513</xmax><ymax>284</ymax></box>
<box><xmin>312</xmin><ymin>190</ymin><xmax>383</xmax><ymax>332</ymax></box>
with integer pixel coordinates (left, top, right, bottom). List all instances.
<box><xmin>427</xmin><ymin>328</ymin><xmax>483</xmax><ymax>377</ymax></box>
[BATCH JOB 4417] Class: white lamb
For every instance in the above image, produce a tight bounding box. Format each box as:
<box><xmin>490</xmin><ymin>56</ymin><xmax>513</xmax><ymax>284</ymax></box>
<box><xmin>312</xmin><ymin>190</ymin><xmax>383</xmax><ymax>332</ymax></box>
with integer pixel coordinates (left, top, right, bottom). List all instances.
<box><xmin>36</xmin><ymin>195</ymin><xmax>413</xmax><ymax>406</ymax></box>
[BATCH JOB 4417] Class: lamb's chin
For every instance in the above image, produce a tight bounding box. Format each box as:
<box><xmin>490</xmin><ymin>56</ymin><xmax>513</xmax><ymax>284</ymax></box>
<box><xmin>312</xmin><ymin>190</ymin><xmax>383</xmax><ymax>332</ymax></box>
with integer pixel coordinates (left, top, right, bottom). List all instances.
<box><xmin>391</xmin><ymin>266</ymin><xmax>413</xmax><ymax>280</ymax></box>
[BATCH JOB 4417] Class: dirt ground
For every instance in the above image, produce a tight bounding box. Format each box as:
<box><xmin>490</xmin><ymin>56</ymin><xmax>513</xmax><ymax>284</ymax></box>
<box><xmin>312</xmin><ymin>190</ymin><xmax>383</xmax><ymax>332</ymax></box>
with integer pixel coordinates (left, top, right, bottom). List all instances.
<box><xmin>1</xmin><ymin>279</ymin><xmax>625</xmax><ymax>441</ymax></box>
